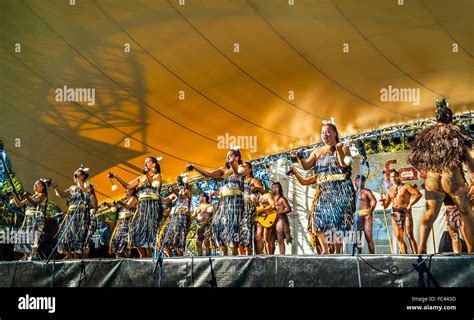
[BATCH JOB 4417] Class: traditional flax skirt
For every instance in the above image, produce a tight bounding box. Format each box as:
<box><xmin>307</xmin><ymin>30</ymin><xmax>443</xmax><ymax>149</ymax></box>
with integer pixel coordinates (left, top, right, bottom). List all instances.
<box><xmin>239</xmin><ymin>200</ymin><xmax>256</xmax><ymax>248</ymax></box>
<box><xmin>311</xmin><ymin>179</ymin><xmax>355</xmax><ymax>235</ymax></box>
<box><xmin>14</xmin><ymin>212</ymin><xmax>45</xmax><ymax>254</ymax></box>
<box><xmin>445</xmin><ymin>205</ymin><xmax>462</xmax><ymax>232</ymax></box>
<box><xmin>129</xmin><ymin>199</ymin><xmax>162</xmax><ymax>248</ymax></box>
<box><xmin>211</xmin><ymin>195</ymin><xmax>244</xmax><ymax>248</ymax></box>
<box><xmin>109</xmin><ymin>216</ymin><xmax>131</xmax><ymax>254</ymax></box>
<box><xmin>156</xmin><ymin>207</ymin><xmax>191</xmax><ymax>252</ymax></box>
<box><xmin>59</xmin><ymin>207</ymin><xmax>97</xmax><ymax>254</ymax></box>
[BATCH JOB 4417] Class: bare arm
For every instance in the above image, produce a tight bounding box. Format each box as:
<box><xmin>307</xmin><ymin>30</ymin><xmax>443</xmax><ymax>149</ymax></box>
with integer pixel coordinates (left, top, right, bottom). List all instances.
<box><xmin>293</xmin><ymin>150</ymin><xmax>317</xmax><ymax>171</ymax></box>
<box><xmin>24</xmin><ymin>193</ymin><xmax>47</xmax><ymax>207</ymax></box>
<box><xmin>277</xmin><ymin>197</ymin><xmax>292</xmax><ymax>215</ymax></box>
<box><xmin>260</xmin><ymin>195</ymin><xmax>275</xmax><ymax>213</ymax></box>
<box><xmin>89</xmin><ymin>191</ymin><xmax>98</xmax><ymax>211</ymax></box>
<box><xmin>250</xmin><ymin>178</ymin><xmax>264</xmax><ymax>194</ymax></box>
<box><xmin>51</xmin><ymin>181</ymin><xmax>71</xmax><ymax>198</ymax></box>
<box><xmin>406</xmin><ymin>184</ymin><xmax>422</xmax><ymax>210</ymax></box>
<box><xmin>336</xmin><ymin>144</ymin><xmax>351</xmax><ymax>168</ymax></box>
<box><xmin>118</xmin><ymin>196</ymin><xmax>138</xmax><ymax>210</ymax></box>
<box><xmin>111</xmin><ymin>174</ymin><xmax>139</xmax><ymax>190</ymax></box>
<box><xmin>10</xmin><ymin>192</ymin><xmax>26</xmax><ymax>208</ymax></box>
<box><xmin>380</xmin><ymin>190</ymin><xmax>392</xmax><ymax>209</ymax></box>
<box><xmin>366</xmin><ymin>190</ymin><xmax>377</xmax><ymax>213</ymax></box>
<box><xmin>290</xmin><ymin>167</ymin><xmax>317</xmax><ymax>185</ymax></box>
<box><xmin>192</xmin><ymin>165</ymin><xmax>224</xmax><ymax>179</ymax></box>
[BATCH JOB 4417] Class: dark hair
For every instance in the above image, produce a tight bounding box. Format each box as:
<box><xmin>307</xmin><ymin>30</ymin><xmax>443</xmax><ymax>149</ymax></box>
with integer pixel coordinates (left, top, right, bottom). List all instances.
<box><xmin>355</xmin><ymin>175</ymin><xmax>366</xmax><ymax>183</ymax></box>
<box><xmin>200</xmin><ymin>193</ymin><xmax>210</xmax><ymax>203</ymax></box>
<box><xmin>245</xmin><ymin>161</ymin><xmax>254</xmax><ymax>177</ymax></box>
<box><xmin>271</xmin><ymin>181</ymin><xmax>283</xmax><ymax>196</ymax></box>
<box><xmin>389</xmin><ymin>169</ymin><xmax>399</xmax><ymax>176</ymax></box>
<box><xmin>128</xmin><ymin>188</ymin><xmax>138</xmax><ymax>198</ymax></box>
<box><xmin>74</xmin><ymin>169</ymin><xmax>89</xmax><ymax>181</ymax></box>
<box><xmin>322</xmin><ymin>124</ymin><xmax>340</xmax><ymax>144</ymax></box>
<box><xmin>225</xmin><ymin>149</ymin><xmax>243</xmax><ymax>168</ymax></box>
<box><xmin>36</xmin><ymin>180</ymin><xmax>48</xmax><ymax>198</ymax></box>
<box><xmin>146</xmin><ymin>157</ymin><xmax>161</xmax><ymax>174</ymax></box>
<box><xmin>435</xmin><ymin>98</ymin><xmax>453</xmax><ymax>124</ymax></box>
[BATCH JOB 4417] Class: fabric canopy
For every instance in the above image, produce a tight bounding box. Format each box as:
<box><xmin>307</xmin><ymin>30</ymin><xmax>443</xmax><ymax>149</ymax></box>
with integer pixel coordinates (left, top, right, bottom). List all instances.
<box><xmin>1</xmin><ymin>0</ymin><xmax>472</xmax><ymax>201</ymax></box>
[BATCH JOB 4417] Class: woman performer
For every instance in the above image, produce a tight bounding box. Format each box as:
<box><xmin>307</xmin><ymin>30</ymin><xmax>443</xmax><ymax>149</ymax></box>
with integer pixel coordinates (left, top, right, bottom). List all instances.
<box><xmin>239</xmin><ymin>162</ymin><xmax>263</xmax><ymax>255</ymax></box>
<box><xmin>108</xmin><ymin>188</ymin><xmax>138</xmax><ymax>258</ymax></box>
<box><xmin>51</xmin><ymin>165</ymin><xmax>98</xmax><ymax>259</ymax></box>
<box><xmin>409</xmin><ymin>97</ymin><xmax>474</xmax><ymax>254</ymax></box>
<box><xmin>109</xmin><ymin>157</ymin><xmax>163</xmax><ymax>258</ymax></box>
<box><xmin>12</xmin><ymin>179</ymin><xmax>48</xmax><ymax>260</ymax></box>
<box><xmin>187</xmin><ymin>147</ymin><xmax>245</xmax><ymax>256</ymax></box>
<box><xmin>289</xmin><ymin>121</ymin><xmax>355</xmax><ymax>254</ymax></box>
<box><xmin>156</xmin><ymin>177</ymin><xmax>192</xmax><ymax>257</ymax></box>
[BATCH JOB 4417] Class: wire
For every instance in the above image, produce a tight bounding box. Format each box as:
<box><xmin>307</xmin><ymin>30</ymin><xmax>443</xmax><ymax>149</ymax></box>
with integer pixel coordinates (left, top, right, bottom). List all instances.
<box><xmin>357</xmin><ymin>253</ymin><xmax>436</xmax><ymax>276</ymax></box>
<box><xmin>165</xmin><ymin>0</ymin><xmax>332</xmax><ymax>125</ymax></box>
<box><xmin>0</xmin><ymin>46</ymin><xmax>213</xmax><ymax>168</ymax></box>
<box><xmin>5</xmin><ymin>147</ymin><xmax>112</xmax><ymax>199</ymax></box>
<box><xmin>92</xmin><ymin>0</ymin><xmax>305</xmax><ymax>142</ymax></box>
<box><xmin>0</xmin><ymin>96</ymin><xmax>142</xmax><ymax>177</ymax></box>
<box><xmin>247</xmin><ymin>0</ymin><xmax>414</xmax><ymax>119</ymax></box>
<box><xmin>330</xmin><ymin>0</ymin><xmax>456</xmax><ymax>102</ymax></box>
<box><xmin>420</xmin><ymin>0</ymin><xmax>473</xmax><ymax>58</ymax></box>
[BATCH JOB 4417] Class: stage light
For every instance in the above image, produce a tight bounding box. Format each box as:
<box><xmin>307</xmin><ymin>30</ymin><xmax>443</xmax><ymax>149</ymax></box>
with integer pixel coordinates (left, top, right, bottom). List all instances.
<box><xmin>392</xmin><ymin>136</ymin><xmax>402</xmax><ymax>145</ymax></box>
<box><xmin>381</xmin><ymin>138</ymin><xmax>390</xmax><ymax>147</ymax></box>
<box><xmin>406</xmin><ymin>134</ymin><xmax>415</xmax><ymax>143</ymax></box>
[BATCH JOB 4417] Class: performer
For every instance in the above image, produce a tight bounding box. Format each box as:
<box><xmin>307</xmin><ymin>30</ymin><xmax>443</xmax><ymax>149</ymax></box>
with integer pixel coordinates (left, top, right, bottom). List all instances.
<box><xmin>239</xmin><ymin>162</ymin><xmax>263</xmax><ymax>255</ymax></box>
<box><xmin>108</xmin><ymin>188</ymin><xmax>138</xmax><ymax>258</ymax></box>
<box><xmin>156</xmin><ymin>178</ymin><xmax>192</xmax><ymax>257</ymax></box>
<box><xmin>353</xmin><ymin>175</ymin><xmax>377</xmax><ymax>254</ymax></box>
<box><xmin>379</xmin><ymin>170</ymin><xmax>421</xmax><ymax>254</ymax></box>
<box><xmin>269</xmin><ymin>181</ymin><xmax>292</xmax><ymax>255</ymax></box>
<box><xmin>51</xmin><ymin>165</ymin><xmax>98</xmax><ymax>259</ymax></box>
<box><xmin>289</xmin><ymin>122</ymin><xmax>355</xmax><ymax>254</ymax></box>
<box><xmin>109</xmin><ymin>157</ymin><xmax>163</xmax><ymax>258</ymax></box>
<box><xmin>191</xmin><ymin>193</ymin><xmax>214</xmax><ymax>256</ymax></box>
<box><xmin>187</xmin><ymin>147</ymin><xmax>244</xmax><ymax>256</ymax></box>
<box><xmin>443</xmin><ymin>202</ymin><xmax>468</xmax><ymax>254</ymax></box>
<box><xmin>287</xmin><ymin>166</ymin><xmax>335</xmax><ymax>254</ymax></box>
<box><xmin>12</xmin><ymin>179</ymin><xmax>48</xmax><ymax>260</ymax></box>
<box><xmin>255</xmin><ymin>188</ymin><xmax>276</xmax><ymax>255</ymax></box>
<box><xmin>409</xmin><ymin>97</ymin><xmax>474</xmax><ymax>253</ymax></box>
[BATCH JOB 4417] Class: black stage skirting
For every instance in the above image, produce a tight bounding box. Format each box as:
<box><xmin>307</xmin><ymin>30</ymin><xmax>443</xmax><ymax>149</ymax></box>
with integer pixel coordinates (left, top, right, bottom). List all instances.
<box><xmin>0</xmin><ymin>255</ymin><xmax>472</xmax><ymax>287</ymax></box>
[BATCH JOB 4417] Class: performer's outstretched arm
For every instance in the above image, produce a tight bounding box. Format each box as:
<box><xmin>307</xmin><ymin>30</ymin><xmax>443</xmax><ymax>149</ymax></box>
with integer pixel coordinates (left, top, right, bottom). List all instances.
<box><xmin>189</xmin><ymin>165</ymin><xmax>224</xmax><ymax>179</ymax></box>
<box><xmin>50</xmin><ymin>180</ymin><xmax>71</xmax><ymax>198</ymax></box>
<box><xmin>291</xmin><ymin>150</ymin><xmax>317</xmax><ymax>170</ymax></box>
<box><xmin>289</xmin><ymin>166</ymin><xmax>316</xmax><ymax>185</ymax></box>
<box><xmin>109</xmin><ymin>174</ymin><xmax>139</xmax><ymax>190</ymax></box>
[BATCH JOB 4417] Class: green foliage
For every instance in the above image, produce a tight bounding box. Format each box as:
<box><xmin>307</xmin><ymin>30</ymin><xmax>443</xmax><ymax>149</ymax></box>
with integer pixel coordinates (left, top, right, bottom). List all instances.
<box><xmin>0</xmin><ymin>174</ymin><xmax>25</xmax><ymax>228</ymax></box>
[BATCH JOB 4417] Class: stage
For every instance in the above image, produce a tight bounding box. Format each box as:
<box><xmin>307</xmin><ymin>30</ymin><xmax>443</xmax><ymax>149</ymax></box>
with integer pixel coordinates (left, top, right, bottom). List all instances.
<box><xmin>0</xmin><ymin>254</ymin><xmax>472</xmax><ymax>287</ymax></box>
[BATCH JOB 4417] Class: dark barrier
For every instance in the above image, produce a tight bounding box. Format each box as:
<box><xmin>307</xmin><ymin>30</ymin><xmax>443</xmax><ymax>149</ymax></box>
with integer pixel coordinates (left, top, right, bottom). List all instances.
<box><xmin>0</xmin><ymin>255</ymin><xmax>472</xmax><ymax>287</ymax></box>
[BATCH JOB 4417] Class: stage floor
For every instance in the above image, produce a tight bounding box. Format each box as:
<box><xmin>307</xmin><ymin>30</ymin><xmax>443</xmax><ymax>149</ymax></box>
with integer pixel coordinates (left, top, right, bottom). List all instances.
<box><xmin>0</xmin><ymin>254</ymin><xmax>472</xmax><ymax>287</ymax></box>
